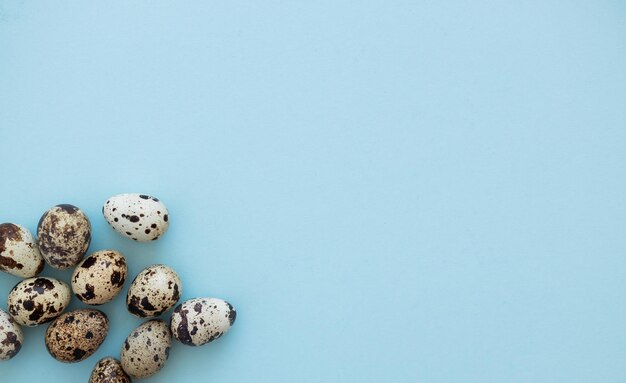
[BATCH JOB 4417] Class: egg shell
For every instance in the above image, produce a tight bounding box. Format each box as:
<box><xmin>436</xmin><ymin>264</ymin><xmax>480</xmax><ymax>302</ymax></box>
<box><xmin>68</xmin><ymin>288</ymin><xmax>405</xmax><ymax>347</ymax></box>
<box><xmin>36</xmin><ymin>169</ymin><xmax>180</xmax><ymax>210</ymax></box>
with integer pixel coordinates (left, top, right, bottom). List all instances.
<box><xmin>45</xmin><ymin>309</ymin><xmax>108</xmax><ymax>363</ymax></box>
<box><xmin>0</xmin><ymin>223</ymin><xmax>45</xmax><ymax>278</ymax></box>
<box><xmin>7</xmin><ymin>277</ymin><xmax>71</xmax><ymax>326</ymax></box>
<box><xmin>37</xmin><ymin>204</ymin><xmax>91</xmax><ymax>269</ymax></box>
<box><xmin>126</xmin><ymin>264</ymin><xmax>181</xmax><ymax>318</ymax></box>
<box><xmin>0</xmin><ymin>308</ymin><xmax>23</xmax><ymax>361</ymax></box>
<box><xmin>72</xmin><ymin>250</ymin><xmax>128</xmax><ymax>305</ymax></box>
<box><xmin>103</xmin><ymin>194</ymin><xmax>169</xmax><ymax>242</ymax></box>
<box><xmin>170</xmin><ymin>298</ymin><xmax>237</xmax><ymax>346</ymax></box>
<box><xmin>89</xmin><ymin>357</ymin><xmax>132</xmax><ymax>383</ymax></box>
<box><xmin>121</xmin><ymin>319</ymin><xmax>171</xmax><ymax>379</ymax></box>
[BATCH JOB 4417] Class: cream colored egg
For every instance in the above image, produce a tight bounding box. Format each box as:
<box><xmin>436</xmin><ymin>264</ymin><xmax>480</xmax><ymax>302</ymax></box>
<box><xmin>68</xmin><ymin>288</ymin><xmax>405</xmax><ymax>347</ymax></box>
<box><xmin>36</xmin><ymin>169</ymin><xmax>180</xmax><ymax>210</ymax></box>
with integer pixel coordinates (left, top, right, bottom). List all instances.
<box><xmin>126</xmin><ymin>264</ymin><xmax>181</xmax><ymax>318</ymax></box>
<box><xmin>7</xmin><ymin>277</ymin><xmax>71</xmax><ymax>326</ymax></box>
<box><xmin>72</xmin><ymin>250</ymin><xmax>128</xmax><ymax>305</ymax></box>
<box><xmin>0</xmin><ymin>223</ymin><xmax>45</xmax><ymax>278</ymax></box>
<box><xmin>121</xmin><ymin>320</ymin><xmax>171</xmax><ymax>379</ymax></box>
<box><xmin>170</xmin><ymin>297</ymin><xmax>237</xmax><ymax>346</ymax></box>
<box><xmin>0</xmin><ymin>308</ymin><xmax>23</xmax><ymax>361</ymax></box>
<box><xmin>103</xmin><ymin>194</ymin><xmax>169</xmax><ymax>242</ymax></box>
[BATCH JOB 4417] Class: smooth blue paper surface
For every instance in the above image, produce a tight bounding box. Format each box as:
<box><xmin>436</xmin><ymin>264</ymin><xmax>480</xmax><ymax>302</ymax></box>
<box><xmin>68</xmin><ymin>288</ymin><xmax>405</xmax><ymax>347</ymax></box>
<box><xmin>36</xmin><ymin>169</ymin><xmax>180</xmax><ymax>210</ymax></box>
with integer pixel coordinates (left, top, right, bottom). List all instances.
<box><xmin>1</xmin><ymin>1</ymin><xmax>626</xmax><ymax>382</ymax></box>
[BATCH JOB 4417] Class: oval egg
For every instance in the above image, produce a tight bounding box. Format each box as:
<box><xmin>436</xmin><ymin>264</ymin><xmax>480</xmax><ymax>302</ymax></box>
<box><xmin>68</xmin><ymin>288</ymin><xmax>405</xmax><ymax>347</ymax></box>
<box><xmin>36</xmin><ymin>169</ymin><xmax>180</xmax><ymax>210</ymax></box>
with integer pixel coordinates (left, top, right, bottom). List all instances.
<box><xmin>170</xmin><ymin>297</ymin><xmax>237</xmax><ymax>346</ymax></box>
<box><xmin>126</xmin><ymin>264</ymin><xmax>181</xmax><ymax>318</ymax></box>
<box><xmin>7</xmin><ymin>277</ymin><xmax>71</xmax><ymax>326</ymax></box>
<box><xmin>0</xmin><ymin>223</ymin><xmax>45</xmax><ymax>278</ymax></box>
<box><xmin>45</xmin><ymin>309</ymin><xmax>108</xmax><ymax>363</ymax></box>
<box><xmin>0</xmin><ymin>308</ymin><xmax>23</xmax><ymax>361</ymax></box>
<box><xmin>72</xmin><ymin>250</ymin><xmax>128</xmax><ymax>305</ymax></box>
<box><xmin>89</xmin><ymin>357</ymin><xmax>132</xmax><ymax>383</ymax></box>
<box><xmin>103</xmin><ymin>194</ymin><xmax>169</xmax><ymax>242</ymax></box>
<box><xmin>121</xmin><ymin>319</ymin><xmax>171</xmax><ymax>379</ymax></box>
<box><xmin>37</xmin><ymin>204</ymin><xmax>91</xmax><ymax>269</ymax></box>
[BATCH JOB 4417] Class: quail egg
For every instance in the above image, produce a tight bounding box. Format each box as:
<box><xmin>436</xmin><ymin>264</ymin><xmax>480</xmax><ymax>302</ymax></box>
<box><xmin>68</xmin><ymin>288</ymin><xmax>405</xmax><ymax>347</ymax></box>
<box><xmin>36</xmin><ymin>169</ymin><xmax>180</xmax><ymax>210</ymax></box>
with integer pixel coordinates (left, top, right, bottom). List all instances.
<box><xmin>0</xmin><ymin>223</ymin><xmax>45</xmax><ymax>278</ymax></box>
<box><xmin>121</xmin><ymin>319</ymin><xmax>171</xmax><ymax>379</ymax></box>
<box><xmin>89</xmin><ymin>357</ymin><xmax>132</xmax><ymax>383</ymax></box>
<box><xmin>45</xmin><ymin>309</ymin><xmax>108</xmax><ymax>363</ymax></box>
<box><xmin>103</xmin><ymin>194</ymin><xmax>169</xmax><ymax>242</ymax></box>
<box><xmin>37</xmin><ymin>204</ymin><xmax>91</xmax><ymax>269</ymax></box>
<box><xmin>0</xmin><ymin>308</ymin><xmax>23</xmax><ymax>361</ymax></box>
<box><xmin>126</xmin><ymin>264</ymin><xmax>181</xmax><ymax>318</ymax></box>
<box><xmin>72</xmin><ymin>250</ymin><xmax>128</xmax><ymax>305</ymax></box>
<box><xmin>170</xmin><ymin>297</ymin><xmax>237</xmax><ymax>346</ymax></box>
<box><xmin>7</xmin><ymin>277</ymin><xmax>71</xmax><ymax>326</ymax></box>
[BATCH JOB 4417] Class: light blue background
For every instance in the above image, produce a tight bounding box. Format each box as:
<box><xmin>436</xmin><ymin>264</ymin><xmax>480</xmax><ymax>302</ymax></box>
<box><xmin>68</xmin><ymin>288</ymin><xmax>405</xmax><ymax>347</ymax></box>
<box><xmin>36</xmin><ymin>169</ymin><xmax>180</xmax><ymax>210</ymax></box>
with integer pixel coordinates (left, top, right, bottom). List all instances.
<box><xmin>1</xmin><ymin>1</ymin><xmax>626</xmax><ymax>382</ymax></box>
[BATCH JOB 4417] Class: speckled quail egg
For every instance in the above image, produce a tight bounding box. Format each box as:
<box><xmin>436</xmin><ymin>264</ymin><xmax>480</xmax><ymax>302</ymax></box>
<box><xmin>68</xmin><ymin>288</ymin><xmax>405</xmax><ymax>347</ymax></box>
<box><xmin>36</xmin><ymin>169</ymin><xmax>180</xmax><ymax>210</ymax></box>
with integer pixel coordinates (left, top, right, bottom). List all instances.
<box><xmin>0</xmin><ymin>308</ymin><xmax>23</xmax><ymax>361</ymax></box>
<box><xmin>0</xmin><ymin>223</ymin><xmax>45</xmax><ymax>278</ymax></box>
<box><xmin>89</xmin><ymin>357</ymin><xmax>132</xmax><ymax>383</ymax></box>
<box><xmin>7</xmin><ymin>277</ymin><xmax>71</xmax><ymax>326</ymax></box>
<box><xmin>126</xmin><ymin>264</ymin><xmax>181</xmax><ymax>318</ymax></box>
<box><xmin>170</xmin><ymin>298</ymin><xmax>237</xmax><ymax>346</ymax></box>
<box><xmin>121</xmin><ymin>319</ymin><xmax>171</xmax><ymax>379</ymax></box>
<box><xmin>72</xmin><ymin>250</ymin><xmax>128</xmax><ymax>305</ymax></box>
<box><xmin>37</xmin><ymin>204</ymin><xmax>91</xmax><ymax>269</ymax></box>
<box><xmin>45</xmin><ymin>309</ymin><xmax>108</xmax><ymax>363</ymax></box>
<box><xmin>103</xmin><ymin>194</ymin><xmax>169</xmax><ymax>242</ymax></box>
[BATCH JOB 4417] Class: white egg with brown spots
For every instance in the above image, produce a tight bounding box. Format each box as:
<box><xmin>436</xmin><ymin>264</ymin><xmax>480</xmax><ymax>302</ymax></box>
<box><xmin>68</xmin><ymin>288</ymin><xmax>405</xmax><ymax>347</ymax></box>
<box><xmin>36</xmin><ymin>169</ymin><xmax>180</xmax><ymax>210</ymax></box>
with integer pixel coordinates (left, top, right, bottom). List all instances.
<box><xmin>126</xmin><ymin>264</ymin><xmax>181</xmax><ymax>318</ymax></box>
<box><xmin>0</xmin><ymin>308</ymin><xmax>23</xmax><ymax>361</ymax></box>
<box><xmin>37</xmin><ymin>204</ymin><xmax>91</xmax><ymax>269</ymax></box>
<box><xmin>170</xmin><ymin>298</ymin><xmax>237</xmax><ymax>346</ymax></box>
<box><xmin>121</xmin><ymin>319</ymin><xmax>172</xmax><ymax>379</ymax></box>
<box><xmin>45</xmin><ymin>309</ymin><xmax>108</xmax><ymax>363</ymax></box>
<box><xmin>103</xmin><ymin>193</ymin><xmax>169</xmax><ymax>241</ymax></box>
<box><xmin>7</xmin><ymin>277</ymin><xmax>71</xmax><ymax>326</ymax></box>
<box><xmin>72</xmin><ymin>250</ymin><xmax>128</xmax><ymax>305</ymax></box>
<box><xmin>0</xmin><ymin>223</ymin><xmax>45</xmax><ymax>278</ymax></box>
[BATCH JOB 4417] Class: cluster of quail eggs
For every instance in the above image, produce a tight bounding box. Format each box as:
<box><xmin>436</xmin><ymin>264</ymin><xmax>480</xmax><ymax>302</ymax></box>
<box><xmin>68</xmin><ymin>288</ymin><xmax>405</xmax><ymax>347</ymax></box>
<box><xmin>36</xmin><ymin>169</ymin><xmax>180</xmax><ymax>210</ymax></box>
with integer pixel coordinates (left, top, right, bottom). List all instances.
<box><xmin>0</xmin><ymin>193</ymin><xmax>237</xmax><ymax>381</ymax></box>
